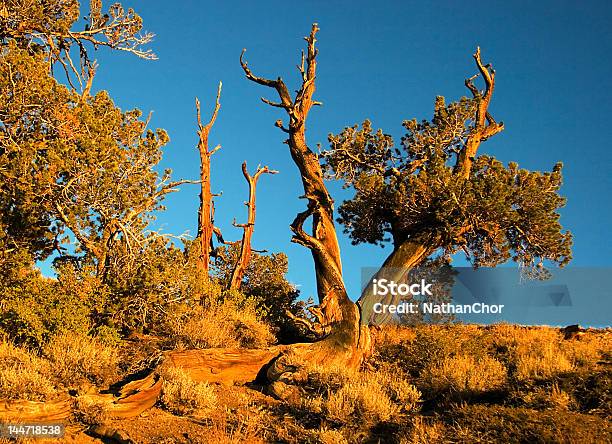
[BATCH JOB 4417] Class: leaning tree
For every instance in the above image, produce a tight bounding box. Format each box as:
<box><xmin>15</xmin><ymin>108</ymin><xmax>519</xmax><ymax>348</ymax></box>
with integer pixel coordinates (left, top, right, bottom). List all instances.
<box><xmin>323</xmin><ymin>48</ymin><xmax>573</xmax><ymax>324</ymax></box>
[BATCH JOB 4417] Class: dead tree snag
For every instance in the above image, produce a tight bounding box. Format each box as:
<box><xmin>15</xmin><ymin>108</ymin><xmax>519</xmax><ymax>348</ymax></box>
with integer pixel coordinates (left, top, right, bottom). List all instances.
<box><xmin>229</xmin><ymin>162</ymin><xmax>278</xmax><ymax>290</ymax></box>
<box><xmin>240</xmin><ymin>24</ymin><xmax>350</xmax><ymax>328</ymax></box>
<box><xmin>454</xmin><ymin>47</ymin><xmax>504</xmax><ymax>179</ymax></box>
<box><xmin>240</xmin><ymin>25</ymin><xmax>371</xmax><ymax>386</ymax></box>
<box><xmin>195</xmin><ymin>82</ymin><xmax>223</xmax><ymax>274</ymax></box>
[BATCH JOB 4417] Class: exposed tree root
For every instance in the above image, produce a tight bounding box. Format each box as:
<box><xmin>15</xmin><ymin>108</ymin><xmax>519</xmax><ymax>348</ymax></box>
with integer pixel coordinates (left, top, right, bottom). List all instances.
<box><xmin>162</xmin><ymin>347</ymin><xmax>286</xmax><ymax>385</ymax></box>
<box><xmin>0</xmin><ymin>325</ymin><xmax>371</xmax><ymax>422</ymax></box>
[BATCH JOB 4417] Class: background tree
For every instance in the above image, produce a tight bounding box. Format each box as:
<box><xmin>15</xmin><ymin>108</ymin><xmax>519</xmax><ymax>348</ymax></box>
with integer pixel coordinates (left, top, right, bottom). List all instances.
<box><xmin>0</xmin><ymin>43</ymin><xmax>69</xmax><ymax>264</ymax></box>
<box><xmin>323</xmin><ymin>48</ymin><xmax>573</xmax><ymax>324</ymax></box>
<box><xmin>0</xmin><ymin>0</ymin><xmax>155</xmax><ymax>90</ymax></box>
<box><xmin>213</xmin><ymin>244</ymin><xmax>304</xmax><ymax>343</ymax></box>
<box><xmin>0</xmin><ymin>0</ymin><xmax>198</xmax><ymax>340</ymax></box>
<box><xmin>51</xmin><ymin>91</ymin><xmax>196</xmax><ymax>280</ymax></box>
<box><xmin>0</xmin><ymin>42</ymin><xmax>192</xmax><ymax>280</ymax></box>
<box><xmin>0</xmin><ymin>0</ymin><xmax>189</xmax><ymax>278</ymax></box>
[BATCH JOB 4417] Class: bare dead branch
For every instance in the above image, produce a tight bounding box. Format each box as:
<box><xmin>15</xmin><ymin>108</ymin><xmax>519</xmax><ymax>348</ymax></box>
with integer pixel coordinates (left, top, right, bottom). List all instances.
<box><xmin>454</xmin><ymin>47</ymin><xmax>505</xmax><ymax>179</ymax></box>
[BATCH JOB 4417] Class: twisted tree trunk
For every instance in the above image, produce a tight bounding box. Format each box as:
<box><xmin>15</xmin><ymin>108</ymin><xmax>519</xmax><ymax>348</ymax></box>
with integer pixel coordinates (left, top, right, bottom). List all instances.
<box><xmin>358</xmin><ymin>235</ymin><xmax>437</xmax><ymax>325</ymax></box>
<box><xmin>237</xmin><ymin>24</ymin><xmax>371</xmax><ymax>387</ymax></box>
<box><xmin>240</xmin><ymin>24</ymin><xmax>350</xmax><ymax>328</ymax></box>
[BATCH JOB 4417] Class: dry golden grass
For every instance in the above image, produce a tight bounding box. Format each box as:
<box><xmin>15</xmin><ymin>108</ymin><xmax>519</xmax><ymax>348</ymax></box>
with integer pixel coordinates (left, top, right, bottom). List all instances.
<box><xmin>43</xmin><ymin>331</ymin><xmax>119</xmax><ymax>386</ymax></box>
<box><xmin>302</xmin><ymin>360</ymin><xmax>421</xmax><ymax>423</ymax></box>
<box><xmin>376</xmin><ymin>364</ymin><xmax>423</xmax><ymax>412</ymax></box>
<box><xmin>400</xmin><ymin>416</ymin><xmax>445</xmax><ymax>444</ymax></box>
<box><xmin>421</xmin><ymin>354</ymin><xmax>507</xmax><ymax>396</ymax></box>
<box><xmin>490</xmin><ymin>326</ymin><xmax>576</xmax><ymax>380</ymax></box>
<box><xmin>325</xmin><ymin>376</ymin><xmax>398</xmax><ymax>422</ymax></box>
<box><xmin>314</xmin><ymin>427</ymin><xmax>348</xmax><ymax>444</ymax></box>
<box><xmin>561</xmin><ymin>333</ymin><xmax>608</xmax><ymax>366</ymax></box>
<box><xmin>160</xmin><ymin>366</ymin><xmax>217</xmax><ymax>416</ymax></box>
<box><xmin>515</xmin><ymin>342</ymin><xmax>573</xmax><ymax>381</ymax></box>
<box><xmin>371</xmin><ymin>324</ymin><xmax>417</xmax><ymax>346</ymax></box>
<box><xmin>306</xmin><ymin>362</ymin><xmax>358</xmax><ymax>390</ymax></box>
<box><xmin>376</xmin><ymin>324</ymin><xmax>607</xmax><ymax>386</ymax></box>
<box><xmin>1</xmin><ymin>323</ymin><xmax>608</xmax><ymax>443</ymax></box>
<box><xmin>201</xmin><ymin>410</ymin><xmax>267</xmax><ymax>444</ymax></box>
<box><xmin>548</xmin><ymin>382</ymin><xmax>572</xmax><ymax>410</ymax></box>
<box><xmin>167</xmin><ymin>298</ymin><xmax>275</xmax><ymax>350</ymax></box>
<box><xmin>0</xmin><ymin>339</ymin><xmax>54</xmax><ymax>400</ymax></box>
<box><xmin>519</xmin><ymin>381</ymin><xmax>574</xmax><ymax>411</ymax></box>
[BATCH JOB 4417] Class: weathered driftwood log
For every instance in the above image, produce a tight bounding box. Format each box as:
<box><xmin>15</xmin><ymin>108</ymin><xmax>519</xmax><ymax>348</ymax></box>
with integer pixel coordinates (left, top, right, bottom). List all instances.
<box><xmin>0</xmin><ymin>373</ymin><xmax>162</xmax><ymax>422</ymax></box>
<box><xmin>0</xmin><ymin>396</ymin><xmax>72</xmax><ymax>422</ymax></box>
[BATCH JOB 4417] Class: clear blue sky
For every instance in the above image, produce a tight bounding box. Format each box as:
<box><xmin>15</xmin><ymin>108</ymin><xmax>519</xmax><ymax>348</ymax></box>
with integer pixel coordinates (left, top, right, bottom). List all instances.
<box><xmin>81</xmin><ymin>0</ymin><xmax>611</xmax><ymax>305</ymax></box>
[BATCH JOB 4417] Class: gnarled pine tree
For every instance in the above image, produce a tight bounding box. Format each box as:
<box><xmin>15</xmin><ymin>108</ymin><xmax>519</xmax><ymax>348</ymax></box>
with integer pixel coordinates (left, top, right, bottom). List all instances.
<box><xmin>323</xmin><ymin>48</ymin><xmax>572</xmax><ymax>324</ymax></box>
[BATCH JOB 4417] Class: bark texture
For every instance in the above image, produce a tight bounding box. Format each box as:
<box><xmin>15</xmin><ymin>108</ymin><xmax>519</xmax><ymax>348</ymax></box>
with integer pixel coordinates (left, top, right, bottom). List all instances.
<box><xmin>163</xmin><ymin>347</ymin><xmax>284</xmax><ymax>385</ymax></box>
<box><xmin>0</xmin><ymin>373</ymin><xmax>162</xmax><ymax>422</ymax></box>
<box><xmin>359</xmin><ymin>234</ymin><xmax>438</xmax><ymax>325</ymax></box>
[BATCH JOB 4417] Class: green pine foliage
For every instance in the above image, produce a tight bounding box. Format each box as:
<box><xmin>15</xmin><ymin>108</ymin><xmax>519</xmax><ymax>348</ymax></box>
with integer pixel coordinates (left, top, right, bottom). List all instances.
<box><xmin>324</xmin><ymin>96</ymin><xmax>572</xmax><ymax>271</ymax></box>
